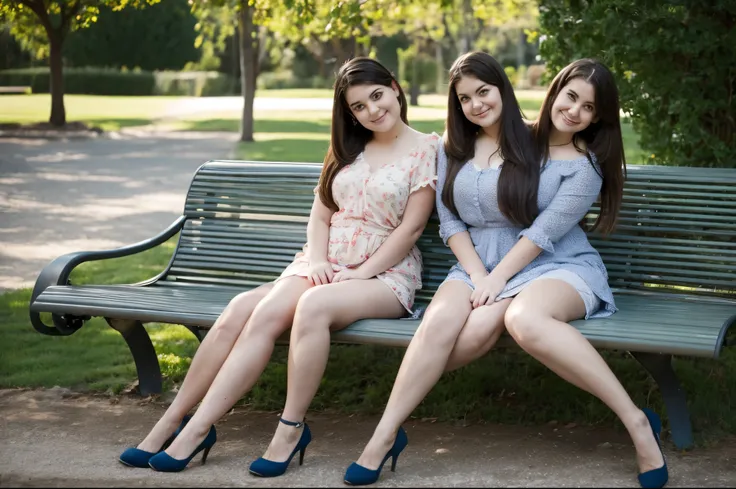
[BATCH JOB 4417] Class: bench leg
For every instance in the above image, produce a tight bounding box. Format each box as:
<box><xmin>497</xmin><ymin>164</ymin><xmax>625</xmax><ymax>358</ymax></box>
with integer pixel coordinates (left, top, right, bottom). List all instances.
<box><xmin>106</xmin><ymin>318</ymin><xmax>162</xmax><ymax>396</ymax></box>
<box><xmin>183</xmin><ymin>325</ymin><xmax>206</xmax><ymax>343</ymax></box>
<box><xmin>630</xmin><ymin>351</ymin><xmax>694</xmax><ymax>450</ymax></box>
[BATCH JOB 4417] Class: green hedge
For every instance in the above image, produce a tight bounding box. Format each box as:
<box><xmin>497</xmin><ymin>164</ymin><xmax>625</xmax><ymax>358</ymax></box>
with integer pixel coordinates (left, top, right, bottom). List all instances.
<box><xmin>0</xmin><ymin>68</ymin><xmax>238</xmax><ymax>96</ymax></box>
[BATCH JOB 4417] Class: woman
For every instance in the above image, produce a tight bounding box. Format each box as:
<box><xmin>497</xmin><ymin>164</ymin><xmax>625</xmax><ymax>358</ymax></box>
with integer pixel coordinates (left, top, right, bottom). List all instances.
<box><xmin>119</xmin><ymin>57</ymin><xmax>439</xmax><ymax>474</ymax></box>
<box><xmin>348</xmin><ymin>55</ymin><xmax>667</xmax><ymax>489</ymax></box>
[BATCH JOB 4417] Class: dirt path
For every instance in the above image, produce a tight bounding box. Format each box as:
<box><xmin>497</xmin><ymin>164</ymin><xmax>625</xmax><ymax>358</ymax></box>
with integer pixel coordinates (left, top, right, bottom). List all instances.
<box><xmin>0</xmin><ymin>388</ymin><xmax>733</xmax><ymax>487</ymax></box>
<box><xmin>0</xmin><ymin>130</ymin><xmax>237</xmax><ymax>292</ymax></box>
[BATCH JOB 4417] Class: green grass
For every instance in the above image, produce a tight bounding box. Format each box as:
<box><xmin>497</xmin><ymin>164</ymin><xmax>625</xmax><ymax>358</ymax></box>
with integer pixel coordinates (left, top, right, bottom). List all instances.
<box><xmin>0</xmin><ymin>93</ymin><xmax>645</xmax><ymax>163</ymax></box>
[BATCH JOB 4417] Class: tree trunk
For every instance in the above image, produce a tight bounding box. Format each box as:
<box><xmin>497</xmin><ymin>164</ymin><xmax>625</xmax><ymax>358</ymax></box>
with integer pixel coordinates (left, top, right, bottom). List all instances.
<box><xmin>409</xmin><ymin>48</ymin><xmax>419</xmax><ymax>106</ymax></box>
<box><xmin>48</xmin><ymin>32</ymin><xmax>65</xmax><ymax>126</ymax></box>
<box><xmin>435</xmin><ymin>41</ymin><xmax>444</xmax><ymax>94</ymax></box>
<box><xmin>461</xmin><ymin>0</ymin><xmax>473</xmax><ymax>54</ymax></box>
<box><xmin>238</xmin><ymin>0</ymin><xmax>257</xmax><ymax>142</ymax></box>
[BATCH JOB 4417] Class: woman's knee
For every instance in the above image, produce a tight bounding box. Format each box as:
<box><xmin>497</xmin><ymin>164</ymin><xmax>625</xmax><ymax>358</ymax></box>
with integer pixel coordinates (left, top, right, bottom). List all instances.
<box><xmin>211</xmin><ymin>290</ymin><xmax>264</xmax><ymax>340</ymax></box>
<box><xmin>414</xmin><ymin>305</ymin><xmax>466</xmax><ymax>348</ymax></box>
<box><xmin>243</xmin><ymin>295</ymin><xmax>297</xmax><ymax>340</ymax></box>
<box><xmin>291</xmin><ymin>287</ymin><xmax>334</xmax><ymax>336</ymax></box>
<box><xmin>504</xmin><ymin>300</ymin><xmax>545</xmax><ymax>347</ymax></box>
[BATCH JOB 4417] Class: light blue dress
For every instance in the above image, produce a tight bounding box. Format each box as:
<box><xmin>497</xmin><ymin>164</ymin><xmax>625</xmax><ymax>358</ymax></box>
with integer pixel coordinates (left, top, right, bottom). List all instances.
<box><xmin>436</xmin><ymin>141</ymin><xmax>617</xmax><ymax>319</ymax></box>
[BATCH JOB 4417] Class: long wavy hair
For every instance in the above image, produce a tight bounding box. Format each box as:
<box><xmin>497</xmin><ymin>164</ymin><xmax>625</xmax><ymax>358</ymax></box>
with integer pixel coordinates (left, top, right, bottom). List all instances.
<box><xmin>532</xmin><ymin>58</ymin><xmax>626</xmax><ymax>234</ymax></box>
<box><xmin>442</xmin><ymin>51</ymin><xmax>540</xmax><ymax>227</ymax></box>
<box><xmin>318</xmin><ymin>57</ymin><xmax>408</xmax><ymax>211</ymax></box>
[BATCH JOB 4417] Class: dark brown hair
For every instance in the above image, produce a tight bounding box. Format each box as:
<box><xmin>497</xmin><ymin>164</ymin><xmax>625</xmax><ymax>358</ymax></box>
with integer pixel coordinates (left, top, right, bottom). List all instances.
<box><xmin>532</xmin><ymin>58</ymin><xmax>626</xmax><ymax>234</ymax></box>
<box><xmin>318</xmin><ymin>57</ymin><xmax>408</xmax><ymax>211</ymax></box>
<box><xmin>442</xmin><ymin>51</ymin><xmax>540</xmax><ymax>227</ymax></box>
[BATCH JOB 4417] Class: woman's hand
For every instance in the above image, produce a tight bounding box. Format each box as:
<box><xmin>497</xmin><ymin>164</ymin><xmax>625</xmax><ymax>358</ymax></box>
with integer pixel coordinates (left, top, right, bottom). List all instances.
<box><xmin>470</xmin><ymin>273</ymin><xmax>507</xmax><ymax>309</ymax></box>
<box><xmin>307</xmin><ymin>260</ymin><xmax>334</xmax><ymax>286</ymax></box>
<box><xmin>332</xmin><ymin>267</ymin><xmax>369</xmax><ymax>283</ymax></box>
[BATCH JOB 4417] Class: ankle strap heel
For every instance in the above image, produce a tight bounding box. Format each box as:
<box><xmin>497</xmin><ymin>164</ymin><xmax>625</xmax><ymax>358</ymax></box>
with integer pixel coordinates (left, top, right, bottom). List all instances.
<box><xmin>279</xmin><ymin>417</ymin><xmax>305</xmax><ymax>428</ymax></box>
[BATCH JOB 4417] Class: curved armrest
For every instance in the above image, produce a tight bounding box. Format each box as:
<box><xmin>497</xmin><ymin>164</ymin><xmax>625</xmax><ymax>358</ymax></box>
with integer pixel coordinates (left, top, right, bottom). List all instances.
<box><xmin>29</xmin><ymin>215</ymin><xmax>187</xmax><ymax>336</ymax></box>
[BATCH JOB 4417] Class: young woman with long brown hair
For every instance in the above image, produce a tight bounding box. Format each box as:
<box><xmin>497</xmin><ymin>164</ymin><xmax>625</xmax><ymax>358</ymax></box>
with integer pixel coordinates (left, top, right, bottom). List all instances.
<box><xmin>119</xmin><ymin>57</ymin><xmax>440</xmax><ymax>476</ymax></box>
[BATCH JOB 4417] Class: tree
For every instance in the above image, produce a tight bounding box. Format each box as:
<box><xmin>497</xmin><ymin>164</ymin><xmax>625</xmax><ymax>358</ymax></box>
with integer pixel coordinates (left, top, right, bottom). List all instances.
<box><xmin>191</xmin><ymin>0</ymin><xmax>357</xmax><ymax>142</ymax></box>
<box><xmin>537</xmin><ymin>0</ymin><xmax>735</xmax><ymax>167</ymax></box>
<box><xmin>1</xmin><ymin>0</ymin><xmax>159</xmax><ymax>126</ymax></box>
<box><xmin>354</xmin><ymin>0</ymin><xmax>538</xmax><ymax>103</ymax></box>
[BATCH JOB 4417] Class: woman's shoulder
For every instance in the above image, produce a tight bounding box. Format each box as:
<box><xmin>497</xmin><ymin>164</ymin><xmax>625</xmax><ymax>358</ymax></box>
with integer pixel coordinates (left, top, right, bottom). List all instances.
<box><xmin>545</xmin><ymin>149</ymin><xmax>601</xmax><ymax>180</ymax></box>
<box><xmin>406</xmin><ymin>128</ymin><xmax>441</xmax><ymax>147</ymax></box>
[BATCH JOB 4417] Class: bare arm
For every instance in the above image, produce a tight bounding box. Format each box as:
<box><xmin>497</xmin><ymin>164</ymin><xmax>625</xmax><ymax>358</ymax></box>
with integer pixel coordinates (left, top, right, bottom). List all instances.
<box><xmin>305</xmin><ymin>193</ymin><xmax>336</xmax><ymax>285</ymax></box>
<box><xmin>447</xmin><ymin>231</ymin><xmax>487</xmax><ymax>278</ymax></box>
<box><xmin>345</xmin><ymin>185</ymin><xmax>435</xmax><ymax>280</ymax></box>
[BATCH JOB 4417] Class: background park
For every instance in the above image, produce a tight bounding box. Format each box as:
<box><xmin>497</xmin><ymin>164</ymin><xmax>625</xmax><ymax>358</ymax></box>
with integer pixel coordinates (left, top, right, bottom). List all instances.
<box><xmin>0</xmin><ymin>0</ymin><xmax>735</xmax><ymax>486</ymax></box>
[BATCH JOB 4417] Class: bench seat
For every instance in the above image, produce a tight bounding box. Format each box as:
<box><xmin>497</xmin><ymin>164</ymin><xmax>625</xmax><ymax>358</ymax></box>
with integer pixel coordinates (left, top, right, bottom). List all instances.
<box><xmin>32</xmin><ymin>284</ymin><xmax>733</xmax><ymax>358</ymax></box>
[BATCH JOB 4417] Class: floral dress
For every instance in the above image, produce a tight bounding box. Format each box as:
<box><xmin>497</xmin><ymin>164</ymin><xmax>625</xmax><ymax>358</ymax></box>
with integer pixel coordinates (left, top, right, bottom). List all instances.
<box><xmin>278</xmin><ymin>132</ymin><xmax>440</xmax><ymax>312</ymax></box>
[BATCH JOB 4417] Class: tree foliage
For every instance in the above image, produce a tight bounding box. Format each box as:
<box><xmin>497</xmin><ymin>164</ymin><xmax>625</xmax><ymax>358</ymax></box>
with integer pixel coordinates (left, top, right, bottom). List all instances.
<box><xmin>1</xmin><ymin>0</ymin><xmax>159</xmax><ymax>125</ymax></box>
<box><xmin>538</xmin><ymin>0</ymin><xmax>736</xmax><ymax>167</ymax></box>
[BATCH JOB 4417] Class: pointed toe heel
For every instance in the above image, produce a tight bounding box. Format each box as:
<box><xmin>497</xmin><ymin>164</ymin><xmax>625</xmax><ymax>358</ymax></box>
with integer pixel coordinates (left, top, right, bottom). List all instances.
<box><xmin>147</xmin><ymin>425</ymin><xmax>217</xmax><ymax>473</ymax></box>
<box><xmin>118</xmin><ymin>414</ymin><xmax>192</xmax><ymax>468</ymax></box>
<box><xmin>249</xmin><ymin>418</ymin><xmax>312</xmax><ymax>478</ymax></box>
<box><xmin>344</xmin><ymin>426</ymin><xmax>408</xmax><ymax>486</ymax></box>
<box><xmin>637</xmin><ymin>408</ymin><xmax>669</xmax><ymax>489</ymax></box>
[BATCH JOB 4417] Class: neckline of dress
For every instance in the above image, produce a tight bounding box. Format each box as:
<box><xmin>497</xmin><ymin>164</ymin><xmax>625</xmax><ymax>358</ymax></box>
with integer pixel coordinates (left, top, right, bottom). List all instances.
<box><xmin>358</xmin><ymin>132</ymin><xmax>438</xmax><ymax>175</ymax></box>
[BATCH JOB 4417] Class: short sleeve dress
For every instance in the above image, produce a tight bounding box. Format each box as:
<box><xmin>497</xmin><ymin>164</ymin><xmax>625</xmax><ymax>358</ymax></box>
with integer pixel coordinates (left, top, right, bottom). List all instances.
<box><xmin>278</xmin><ymin>132</ymin><xmax>440</xmax><ymax>313</ymax></box>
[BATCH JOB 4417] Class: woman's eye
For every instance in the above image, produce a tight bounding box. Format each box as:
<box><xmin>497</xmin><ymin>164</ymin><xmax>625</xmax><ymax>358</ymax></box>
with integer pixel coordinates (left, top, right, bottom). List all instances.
<box><xmin>479</xmin><ymin>89</ymin><xmax>488</xmax><ymax>96</ymax></box>
<box><xmin>372</xmin><ymin>91</ymin><xmax>383</xmax><ymax>100</ymax></box>
<box><xmin>353</xmin><ymin>105</ymin><xmax>364</xmax><ymax>111</ymax></box>
<box><xmin>567</xmin><ymin>92</ymin><xmax>575</xmax><ymax>101</ymax></box>
<box><xmin>585</xmin><ymin>105</ymin><xmax>594</xmax><ymax>112</ymax></box>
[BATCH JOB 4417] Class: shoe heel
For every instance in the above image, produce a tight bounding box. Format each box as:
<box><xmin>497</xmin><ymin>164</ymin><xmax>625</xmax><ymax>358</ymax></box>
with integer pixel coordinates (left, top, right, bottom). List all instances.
<box><xmin>299</xmin><ymin>447</ymin><xmax>306</xmax><ymax>466</ymax></box>
<box><xmin>202</xmin><ymin>446</ymin><xmax>212</xmax><ymax>465</ymax></box>
<box><xmin>390</xmin><ymin>454</ymin><xmax>399</xmax><ymax>472</ymax></box>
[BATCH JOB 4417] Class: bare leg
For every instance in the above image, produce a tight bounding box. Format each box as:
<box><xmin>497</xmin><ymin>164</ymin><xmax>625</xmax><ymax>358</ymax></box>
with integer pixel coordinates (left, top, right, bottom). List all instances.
<box><xmin>136</xmin><ymin>283</ymin><xmax>273</xmax><ymax>453</ymax></box>
<box><xmin>445</xmin><ymin>298</ymin><xmax>511</xmax><ymax>372</ymax></box>
<box><xmin>163</xmin><ymin>276</ymin><xmax>312</xmax><ymax>459</ymax></box>
<box><xmin>262</xmin><ymin>278</ymin><xmax>405</xmax><ymax>462</ymax></box>
<box><xmin>356</xmin><ymin>281</ymin><xmax>472</xmax><ymax>470</ymax></box>
<box><xmin>504</xmin><ymin>279</ymin><xmax>665</xmax><ymax>474</ymax></box>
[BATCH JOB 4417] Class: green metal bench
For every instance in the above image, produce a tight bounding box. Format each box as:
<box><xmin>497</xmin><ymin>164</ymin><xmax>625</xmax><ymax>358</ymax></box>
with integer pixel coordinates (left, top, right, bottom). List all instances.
<box><xmin>29</xmin><ymin>161</ymin><xmax>736</xmax><ymax>451</ymax></box>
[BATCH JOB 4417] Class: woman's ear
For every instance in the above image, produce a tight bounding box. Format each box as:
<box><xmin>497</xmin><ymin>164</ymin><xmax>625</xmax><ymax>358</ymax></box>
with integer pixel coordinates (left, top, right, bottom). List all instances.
<box><xmin>391</xmin><ymin>80</ymin><xmax>400</xmax><ymax>97</ymax></box>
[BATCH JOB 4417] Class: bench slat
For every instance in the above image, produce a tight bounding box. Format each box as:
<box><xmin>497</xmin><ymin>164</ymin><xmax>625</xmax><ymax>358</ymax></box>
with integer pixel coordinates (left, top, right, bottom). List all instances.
<box><xmin>30</xmin><ymin>285</ymin><xmax>734</xmax><ymax>358</ymax></box>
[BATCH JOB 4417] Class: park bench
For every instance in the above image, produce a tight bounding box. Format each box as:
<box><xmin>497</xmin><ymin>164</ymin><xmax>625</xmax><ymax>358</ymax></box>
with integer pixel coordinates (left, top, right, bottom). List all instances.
<box><xmin>0</xmin><ymin>86</ymin><xmax>32</xmax><ymax>94</ymax></box>
<box><xmin>29</xmin><ymin>160</ymin><xmax>736</xmax><ymax>451</ymax></box>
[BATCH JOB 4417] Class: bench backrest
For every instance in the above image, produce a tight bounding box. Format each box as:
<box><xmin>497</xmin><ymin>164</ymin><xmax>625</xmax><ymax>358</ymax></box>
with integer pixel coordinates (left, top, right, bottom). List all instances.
<box><xmin>161</xmin><ymin>161</ymin><xmax>736</xmax><ymax>303</ymax></box>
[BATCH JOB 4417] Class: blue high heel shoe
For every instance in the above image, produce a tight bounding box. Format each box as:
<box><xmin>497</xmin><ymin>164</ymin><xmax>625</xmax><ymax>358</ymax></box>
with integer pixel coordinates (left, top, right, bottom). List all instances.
<box><xmin>249</xmin><ymin>418</ymin><xmax>312</xmax><ymax>477</ymax></box>
<box><xmin>147</xmin><ymin>424</ymin><xmax>217</xmax><ymax>472</ymax></box>
<box><xmin>118</xmin><ymin>414</ymin><xmax>192</xmax><ymax>468</ymax></box>
<box><xmin>344</xmin><ymin>426</ymin><xmax>408</xmax><ymax>486</ymax></box>
<box><xmin>638</xmin><ymin>408</ymin><xmax>668</xmax><ymax>488</ymax></box>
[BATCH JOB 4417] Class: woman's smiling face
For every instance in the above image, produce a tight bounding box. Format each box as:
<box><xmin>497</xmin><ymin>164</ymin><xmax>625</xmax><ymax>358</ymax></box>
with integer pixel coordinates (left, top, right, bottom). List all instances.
<box><xmin>550</xmin><ymin>77</ymin><xmax>598</xmax><ymax>134</ymax></box>
<box><xmin>454</xmin><ymin>75</ymin><xmax>503</xmax><ymax>129</ymax></box>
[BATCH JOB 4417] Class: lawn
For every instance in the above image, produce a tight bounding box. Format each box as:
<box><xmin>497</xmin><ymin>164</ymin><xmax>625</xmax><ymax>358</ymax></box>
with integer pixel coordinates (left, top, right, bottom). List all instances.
<box><xmin>0</xmin><ymin>92</ymin><xmax>647</xmax><ymax>163</ymax></box>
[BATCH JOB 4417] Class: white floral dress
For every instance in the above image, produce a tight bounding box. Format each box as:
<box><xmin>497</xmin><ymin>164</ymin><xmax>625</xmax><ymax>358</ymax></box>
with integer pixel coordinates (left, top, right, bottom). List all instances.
<box><xmin>278</xmin><ymin>132</ymin><xmax>440</xmax><ymax>312</ymax></box>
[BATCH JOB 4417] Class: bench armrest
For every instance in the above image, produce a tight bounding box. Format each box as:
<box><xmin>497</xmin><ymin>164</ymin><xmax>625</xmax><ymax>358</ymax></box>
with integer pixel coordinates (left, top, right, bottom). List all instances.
<box><xmin>29</xmin><ymin>216</ymin><xmax>187</xmax><ymax>336</ymax></box>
